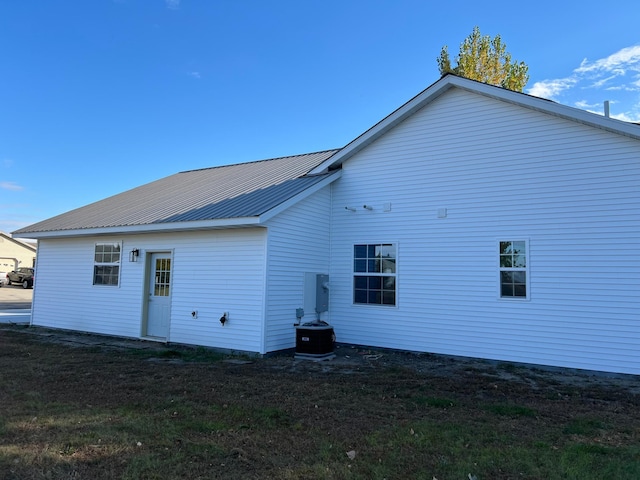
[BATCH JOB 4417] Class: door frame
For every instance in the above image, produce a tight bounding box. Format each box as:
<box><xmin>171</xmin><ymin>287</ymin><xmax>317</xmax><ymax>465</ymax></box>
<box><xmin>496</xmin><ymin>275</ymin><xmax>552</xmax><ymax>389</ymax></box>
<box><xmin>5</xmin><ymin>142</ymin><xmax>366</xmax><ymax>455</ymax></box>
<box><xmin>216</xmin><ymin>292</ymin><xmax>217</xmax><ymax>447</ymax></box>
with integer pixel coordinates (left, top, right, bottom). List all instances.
<box><xmin>141</xmin><ymin>249</ymin><xmax>174</xmax><ymax>340</ymax></box>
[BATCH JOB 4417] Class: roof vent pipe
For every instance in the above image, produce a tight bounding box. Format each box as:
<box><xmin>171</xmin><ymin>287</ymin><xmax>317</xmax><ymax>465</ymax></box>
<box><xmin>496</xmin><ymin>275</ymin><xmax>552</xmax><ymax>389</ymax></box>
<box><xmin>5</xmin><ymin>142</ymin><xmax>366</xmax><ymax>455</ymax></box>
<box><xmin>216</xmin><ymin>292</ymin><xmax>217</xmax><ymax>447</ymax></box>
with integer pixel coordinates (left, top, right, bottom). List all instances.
<box><xmin>604</xmin><ymin>100</ymin><xmax>610</xmax><ymax>118</ymax></box>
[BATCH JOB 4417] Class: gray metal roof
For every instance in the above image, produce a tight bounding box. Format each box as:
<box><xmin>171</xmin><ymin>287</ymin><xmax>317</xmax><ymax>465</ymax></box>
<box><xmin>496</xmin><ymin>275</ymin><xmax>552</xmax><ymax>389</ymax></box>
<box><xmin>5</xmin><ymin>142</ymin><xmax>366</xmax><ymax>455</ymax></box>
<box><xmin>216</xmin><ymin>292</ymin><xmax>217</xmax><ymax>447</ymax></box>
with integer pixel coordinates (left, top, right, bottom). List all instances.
<box><xmin>15</xmin><ymin>149</ymin><xmax>339</xmax><ymax>236</ymax></box>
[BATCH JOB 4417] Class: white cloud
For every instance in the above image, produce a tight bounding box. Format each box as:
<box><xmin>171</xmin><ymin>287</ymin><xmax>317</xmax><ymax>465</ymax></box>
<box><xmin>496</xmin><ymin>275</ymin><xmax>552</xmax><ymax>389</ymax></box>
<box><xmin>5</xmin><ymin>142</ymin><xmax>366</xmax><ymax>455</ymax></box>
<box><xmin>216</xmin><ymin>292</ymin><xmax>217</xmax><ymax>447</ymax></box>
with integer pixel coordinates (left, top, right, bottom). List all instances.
<box><xmin>1</xmin><ymin>182</ymin><xmax>24</xmax><ymax>191</ymax></box>
<box><xmin>574</xmin><ymin>100</ymin><xmax>599</xmax><ymax>109</ymax></box>
<box><xmin>528</xmin><ymin>44</ymin><xmax>640</xmax><ymax>100</ymax></box>
<box><xmin>165</xmin><ymin>0</ymin><xmax>180</xmax><ymax>9</ymax></box>
<box><xmin>527</xmin><ymin>44</ymin><xmax>640</xmax><ymax>123</ymax></box>
<box><xmin>575</xmin><ymin>45</ymin><xmax>640</xmax><ymax>75</ymax></box>
<box><xmin>609</xmin><ymin>111</ymin><xmax>637</xmax><ymax>122</ymax></box>
<box><xmin>188</xmin><ymin>71</ymin><xmax>201</xmax><ymax>79</ymax></box>
<box><xmin>591</xmin><ymin>75</ymin><xmax>618</xmax><ymax>88</ymax></box>
<box><xmin>527</xmin><ymin>77</ymin><xmax>577</xmax><ymax>98</ymax></box>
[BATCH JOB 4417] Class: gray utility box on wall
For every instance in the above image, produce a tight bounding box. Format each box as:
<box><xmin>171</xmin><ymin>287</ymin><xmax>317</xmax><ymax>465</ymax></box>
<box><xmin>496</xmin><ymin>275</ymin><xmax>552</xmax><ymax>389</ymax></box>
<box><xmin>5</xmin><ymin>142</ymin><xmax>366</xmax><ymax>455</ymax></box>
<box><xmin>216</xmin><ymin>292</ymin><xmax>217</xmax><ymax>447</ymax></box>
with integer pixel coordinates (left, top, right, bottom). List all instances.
<box><xmin>315</xmin><ymin>273</ymin><xmax>329</xmax><ymax>313</ymax></box>
<box><xmin>295</xmin><ymin>320</ymin><xmax>335</xmax><ymax>361</ymax></box>
<box><xmin>303</xmin><ymin>272</ymin><xmax>329</xmax><ymax>315</ymax></box>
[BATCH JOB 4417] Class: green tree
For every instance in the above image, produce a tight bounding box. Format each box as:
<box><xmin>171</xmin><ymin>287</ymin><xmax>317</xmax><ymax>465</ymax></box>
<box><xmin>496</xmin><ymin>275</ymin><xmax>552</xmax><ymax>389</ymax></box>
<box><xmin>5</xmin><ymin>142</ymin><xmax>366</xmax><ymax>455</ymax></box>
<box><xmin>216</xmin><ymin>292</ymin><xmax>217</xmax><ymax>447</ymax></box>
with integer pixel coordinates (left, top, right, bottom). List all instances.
<box><xmin>437</xmin><ymin>26</ymin><xmax>529</xmax><ymax>92</ymax></box>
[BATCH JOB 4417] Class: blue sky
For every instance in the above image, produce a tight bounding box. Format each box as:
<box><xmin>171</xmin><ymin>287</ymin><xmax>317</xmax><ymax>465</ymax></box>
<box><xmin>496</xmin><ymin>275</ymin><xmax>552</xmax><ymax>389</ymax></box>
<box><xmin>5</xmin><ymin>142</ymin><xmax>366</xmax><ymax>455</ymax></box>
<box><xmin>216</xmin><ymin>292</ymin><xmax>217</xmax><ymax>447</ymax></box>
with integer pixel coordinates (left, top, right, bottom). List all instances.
<box><xmin>2</xmin><ymin>0</ymin><xmax>640</xmax><ymax>234</ymax></box>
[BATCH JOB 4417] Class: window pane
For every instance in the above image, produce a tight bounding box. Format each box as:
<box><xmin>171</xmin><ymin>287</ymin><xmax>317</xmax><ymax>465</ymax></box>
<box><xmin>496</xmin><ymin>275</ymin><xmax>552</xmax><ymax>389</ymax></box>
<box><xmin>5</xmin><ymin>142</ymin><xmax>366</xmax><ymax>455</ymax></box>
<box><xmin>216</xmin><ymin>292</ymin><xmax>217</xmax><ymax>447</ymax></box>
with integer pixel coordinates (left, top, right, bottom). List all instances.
<box><xmin>353</xmin><ymin>243</ymin><xmax>397</xmax><ymax>306</ymax></box>
<box><xmin>501</xmin><ymin>283</ymin><xmax>514</xmax><ymax>297</ymax></box>
<box><xmin>94</xmin><ymin>243</ymin><xmax>121</xmax><ymax>285</ymax></box>
<box><xmin>499</xmin><ymin>240</ymin><xmax>527</xmax><ymax>299</ymax></box>
<box><xmin>513</xmin><ymin>254</ymin><xmax>526</xmax><ymax>268</ymax></box>
<box><xmin>153</xmin><ymin>258</ymin><xmax>171</xmax><ymax>296</ymax></box>
<box><xmin>354</xmin><ymin>289</ymin><xmax>367</xmax><ymax>304</ymax></box>
<box><xmin>514</xmin><ymin>284</ymin><xmax>527</xmax><ymax>297</ymax></box>
<box><xmin>513</xmin><ymin>271</ymin><xmax>526</xmax><ymax>284</ymax></box>
<box><xmin>382</xmin><ymin>291</ymin><xmax>396</xmax><ymax>305</ymax></box>
<box><xmin>368</xmin><ymin>276</ymin><xmax>382</xmax><ymax>289</ymax></box>
<box><xmin>512</xmin><ymin>241</ymin><xmax>526</xmax><ymax>255</ymax></box>
<box><xmin>500</xmin><ymin>242</ymin><xmax>513</xmax><ymax>254</ymax></box>
<box><xmin>380</xmin><ymin>244</ymin><xmax>395</xmax><ymax>258</ymax></box>
<box><xmin>368</xmin><ymin>290</ymin><xmax>381</xmax><ymax>304</ymax></box>
<box><xmin>367</xmin><ymin>259</ymin><xmax>378</xmax><ymax>273</ymax></box>
<box><xmin>383</xmin><ymin>276</ymin><xmax>395</xmax><ymax>289</ymax></box>
<box><xmin>382</xmin><ymin>258</ymin><xmax>396</xmax><ymax>273</ymax></box>
<box><xmin>93</xmin><ymin>265</ymin><xmax>119</xmax><ymax>286</ymax></box>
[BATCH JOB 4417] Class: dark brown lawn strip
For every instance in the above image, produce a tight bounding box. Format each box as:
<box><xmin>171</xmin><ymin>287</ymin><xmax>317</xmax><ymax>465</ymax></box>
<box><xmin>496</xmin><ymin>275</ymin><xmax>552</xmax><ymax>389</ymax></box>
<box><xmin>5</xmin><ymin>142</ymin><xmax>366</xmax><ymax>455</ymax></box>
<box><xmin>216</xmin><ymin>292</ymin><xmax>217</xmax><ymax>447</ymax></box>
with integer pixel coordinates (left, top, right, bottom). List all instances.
<box><xmin>1</xmin><ymin>326</ymin><xmax>639</xmax><ymax>479</ymax></box>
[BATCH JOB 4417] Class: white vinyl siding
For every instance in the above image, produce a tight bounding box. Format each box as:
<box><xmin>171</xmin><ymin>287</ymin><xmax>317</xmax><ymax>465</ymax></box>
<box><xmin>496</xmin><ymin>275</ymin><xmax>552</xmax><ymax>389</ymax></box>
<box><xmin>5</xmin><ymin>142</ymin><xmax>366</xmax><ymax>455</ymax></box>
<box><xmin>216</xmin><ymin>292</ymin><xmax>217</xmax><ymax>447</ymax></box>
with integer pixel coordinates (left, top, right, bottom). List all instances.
<box><xmin>32</xmin><ymin>229</ymin><xmax>267</xmax><ymax>353</ymax></box>
<box><xmin>168</xmin><ymin>229</ymin><xmax>267</xmax><ymax>353</ymax></box>
<box><xmin>32</xmin><ymin>238</ymin><xmax>142</xmax><ymax>338</ymax></box>
<box><xmin>263</xmin><ymin>187</ymin><xmax>332</xmax><ymax>352</ymax></box>
<box><xmin>329</xmin><ymin>87</ymin><xmax>640</xmax><ymax>375</ymax></box>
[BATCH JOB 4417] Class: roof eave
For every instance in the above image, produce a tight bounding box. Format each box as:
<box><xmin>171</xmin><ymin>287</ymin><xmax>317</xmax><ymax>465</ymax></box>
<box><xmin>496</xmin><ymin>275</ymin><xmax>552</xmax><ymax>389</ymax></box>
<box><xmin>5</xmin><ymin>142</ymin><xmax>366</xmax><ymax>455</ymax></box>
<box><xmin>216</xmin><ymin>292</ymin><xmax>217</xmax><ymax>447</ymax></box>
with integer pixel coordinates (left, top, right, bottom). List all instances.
<box><xmin>13</xmin><ymin>216</ymin><xmax>264</xmax><ymax>239</ymax></box>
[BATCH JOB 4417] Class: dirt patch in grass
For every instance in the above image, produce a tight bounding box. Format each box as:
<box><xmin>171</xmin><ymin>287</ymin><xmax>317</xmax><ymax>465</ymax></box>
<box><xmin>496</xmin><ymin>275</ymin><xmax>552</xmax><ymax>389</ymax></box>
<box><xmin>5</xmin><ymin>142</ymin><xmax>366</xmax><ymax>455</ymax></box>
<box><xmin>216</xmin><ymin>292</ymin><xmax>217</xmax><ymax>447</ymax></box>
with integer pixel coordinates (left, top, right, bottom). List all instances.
<box><xmin>1</xmin><ymin>325</ymin><xmax>639</xmax><ymax>479</ymax></box>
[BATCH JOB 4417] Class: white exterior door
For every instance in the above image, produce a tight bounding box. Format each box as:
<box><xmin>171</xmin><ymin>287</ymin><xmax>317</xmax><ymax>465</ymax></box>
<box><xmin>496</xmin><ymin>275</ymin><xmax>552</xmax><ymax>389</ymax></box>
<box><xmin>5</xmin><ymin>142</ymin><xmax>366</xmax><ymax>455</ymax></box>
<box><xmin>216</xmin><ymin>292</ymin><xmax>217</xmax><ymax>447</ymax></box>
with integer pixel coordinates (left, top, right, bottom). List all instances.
<box><xmin>146</xmin><ymin>253</ymin><xmax>171</xmax><ymax>339</ymax></box>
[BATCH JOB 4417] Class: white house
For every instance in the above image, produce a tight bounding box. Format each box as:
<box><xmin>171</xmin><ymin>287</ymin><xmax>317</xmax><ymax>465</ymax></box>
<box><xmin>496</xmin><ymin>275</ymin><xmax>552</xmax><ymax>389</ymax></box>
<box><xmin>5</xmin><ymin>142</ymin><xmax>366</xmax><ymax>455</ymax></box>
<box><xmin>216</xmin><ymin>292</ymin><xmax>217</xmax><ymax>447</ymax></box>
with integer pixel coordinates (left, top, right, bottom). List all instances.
<box><xmin>13</xmin><ymin>75</ymin><xmax>640</xmax><ymax>375</ymax></box>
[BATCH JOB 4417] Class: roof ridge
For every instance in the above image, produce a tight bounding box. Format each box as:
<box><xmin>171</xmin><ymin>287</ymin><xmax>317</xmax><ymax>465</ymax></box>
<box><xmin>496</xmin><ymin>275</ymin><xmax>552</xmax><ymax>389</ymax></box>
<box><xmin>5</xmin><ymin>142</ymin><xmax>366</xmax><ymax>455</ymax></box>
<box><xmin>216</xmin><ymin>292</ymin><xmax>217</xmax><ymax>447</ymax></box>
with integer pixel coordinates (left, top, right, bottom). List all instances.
<box><xmin>179</xmin><ymin>148</ymin><xmax>341</xmax><ymax>174</ymax></box>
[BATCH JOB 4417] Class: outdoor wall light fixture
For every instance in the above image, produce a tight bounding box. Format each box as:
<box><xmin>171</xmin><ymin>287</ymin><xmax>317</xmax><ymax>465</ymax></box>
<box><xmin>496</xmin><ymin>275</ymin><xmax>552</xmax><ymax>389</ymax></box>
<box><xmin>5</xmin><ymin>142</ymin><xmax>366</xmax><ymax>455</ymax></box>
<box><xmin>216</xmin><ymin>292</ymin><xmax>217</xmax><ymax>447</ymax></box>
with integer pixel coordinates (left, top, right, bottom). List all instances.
<box><xmin>129</xmin><ymin>249</ymin><xmax>140</xmax><ymax>262</ymax></box>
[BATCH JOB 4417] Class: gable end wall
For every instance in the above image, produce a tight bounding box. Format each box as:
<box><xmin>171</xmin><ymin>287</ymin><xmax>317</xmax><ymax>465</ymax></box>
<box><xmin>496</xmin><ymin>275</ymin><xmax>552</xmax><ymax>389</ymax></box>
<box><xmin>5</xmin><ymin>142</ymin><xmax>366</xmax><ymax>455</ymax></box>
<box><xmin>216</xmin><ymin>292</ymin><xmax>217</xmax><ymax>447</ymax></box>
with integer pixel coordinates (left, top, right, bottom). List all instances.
<box><xmin>329</xmin><ymin>88</ymin><xmax>640</xmax><ymax>375</ymax></box>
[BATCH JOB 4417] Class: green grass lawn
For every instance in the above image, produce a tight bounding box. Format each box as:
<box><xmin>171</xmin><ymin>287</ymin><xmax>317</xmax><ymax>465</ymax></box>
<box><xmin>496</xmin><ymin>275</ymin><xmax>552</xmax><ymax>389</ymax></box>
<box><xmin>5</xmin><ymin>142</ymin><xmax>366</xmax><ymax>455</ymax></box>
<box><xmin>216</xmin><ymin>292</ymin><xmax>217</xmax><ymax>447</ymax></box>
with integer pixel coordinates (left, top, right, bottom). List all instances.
<box><xmin>0</xmin><ymin>327</ymin><xmax>638</xmax><ymax>479</ymax></box>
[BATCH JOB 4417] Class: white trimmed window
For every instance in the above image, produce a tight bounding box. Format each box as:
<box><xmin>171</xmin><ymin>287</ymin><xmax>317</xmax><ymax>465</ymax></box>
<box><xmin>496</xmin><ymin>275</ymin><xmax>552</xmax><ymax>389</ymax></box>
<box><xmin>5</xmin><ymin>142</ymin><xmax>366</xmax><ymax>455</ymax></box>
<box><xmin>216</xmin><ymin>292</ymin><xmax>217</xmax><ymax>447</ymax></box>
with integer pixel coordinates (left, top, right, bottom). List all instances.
<box><xmin>499</xmin><ymin>240</ymin><xmax>528</xmax><ymax>298</ymax></box>
<box><xmin>93</xmin><ymin>242</ymin><xmax>121</xmax><ymax>286</ymax></box>
<box><xmin>353</xmin><ymin>243</ymin><xmax>396</xmax><ymax>306</ymax></box>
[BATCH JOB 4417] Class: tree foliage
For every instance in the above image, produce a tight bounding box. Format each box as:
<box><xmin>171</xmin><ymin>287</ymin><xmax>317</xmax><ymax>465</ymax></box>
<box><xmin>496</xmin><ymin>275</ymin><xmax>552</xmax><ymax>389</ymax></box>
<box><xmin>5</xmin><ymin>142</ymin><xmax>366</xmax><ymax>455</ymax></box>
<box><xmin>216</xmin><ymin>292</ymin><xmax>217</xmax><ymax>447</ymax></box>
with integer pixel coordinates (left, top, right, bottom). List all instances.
<box><xmin>437</xmin><ymin>26</ymin><xmax>529</xmax><ymax>92</ymax></box>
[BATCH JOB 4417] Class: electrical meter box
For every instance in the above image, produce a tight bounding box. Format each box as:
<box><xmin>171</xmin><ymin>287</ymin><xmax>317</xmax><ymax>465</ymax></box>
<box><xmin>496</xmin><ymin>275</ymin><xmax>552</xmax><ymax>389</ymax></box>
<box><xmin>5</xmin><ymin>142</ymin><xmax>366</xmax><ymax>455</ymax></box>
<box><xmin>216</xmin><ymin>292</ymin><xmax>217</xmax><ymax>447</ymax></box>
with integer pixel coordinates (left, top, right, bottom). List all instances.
<box><xmin>315</xmin><ymin>274</ymin><xmax>329</xmax><ymax>313</ymax></box>
<box><xmin>304</xmin><ymin>273</ymin><xmax>329</xmax><ymax>315</ymax></box>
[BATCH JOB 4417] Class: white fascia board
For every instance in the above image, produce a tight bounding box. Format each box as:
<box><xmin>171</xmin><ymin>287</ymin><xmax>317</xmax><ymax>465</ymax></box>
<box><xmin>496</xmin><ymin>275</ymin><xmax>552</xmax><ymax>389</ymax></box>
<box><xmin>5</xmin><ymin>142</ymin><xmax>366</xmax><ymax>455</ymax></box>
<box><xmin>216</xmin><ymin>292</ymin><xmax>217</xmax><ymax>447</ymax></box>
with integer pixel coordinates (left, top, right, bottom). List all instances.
<box><xmin>258</xmin><ymin>170</ymin><xmax>342</xmax><ymax>223</ymax></box>
<box><xmin>452</xmin><ymin>76</ymin><xmax>640</xmax><ymax>141</ymax></box>
<box><xmin>14</xmin><ymin>216</ymin><xmax>263</xmax><ymax>239</ymax></box>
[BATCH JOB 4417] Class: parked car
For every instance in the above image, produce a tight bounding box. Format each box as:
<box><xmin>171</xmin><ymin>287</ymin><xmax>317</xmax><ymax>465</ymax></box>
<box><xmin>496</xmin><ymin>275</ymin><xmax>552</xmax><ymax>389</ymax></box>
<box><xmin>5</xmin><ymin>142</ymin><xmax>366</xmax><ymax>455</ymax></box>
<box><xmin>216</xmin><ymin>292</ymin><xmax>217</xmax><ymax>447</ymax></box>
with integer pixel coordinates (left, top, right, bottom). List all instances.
<box><xmin>6</xmin><ymin>267</ymin><xmax>34</xmax><ymax>289</ymax></box>
<box><xmin>0</xmin><ymin>272</ymin><xmax>6</xmax><ymax>286</ymax></box>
